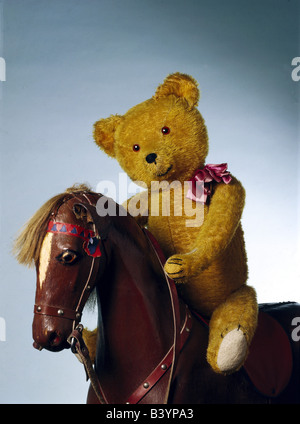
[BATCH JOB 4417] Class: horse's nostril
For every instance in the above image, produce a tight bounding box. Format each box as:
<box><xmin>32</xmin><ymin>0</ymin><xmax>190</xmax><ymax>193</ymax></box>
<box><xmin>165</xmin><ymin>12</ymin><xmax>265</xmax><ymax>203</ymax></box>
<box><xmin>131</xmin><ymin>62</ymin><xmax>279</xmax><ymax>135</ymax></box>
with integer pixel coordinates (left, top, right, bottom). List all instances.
<box><xmin>146</xmin><ymin>153</ymin><xmax>157</xmax><ymax>164</ymax></box>
<box><xmin>49</xmin><ymin>332</ymin><xmax>61</xmax><ymax>346</ymax></box>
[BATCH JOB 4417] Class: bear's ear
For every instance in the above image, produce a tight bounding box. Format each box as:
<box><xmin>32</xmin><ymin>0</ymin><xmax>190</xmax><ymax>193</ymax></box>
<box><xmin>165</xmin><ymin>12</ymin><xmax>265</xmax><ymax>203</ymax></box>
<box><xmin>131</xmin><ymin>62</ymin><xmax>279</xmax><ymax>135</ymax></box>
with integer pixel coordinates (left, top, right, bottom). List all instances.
<box><xmin>154</xmin><ymin>72</ymin><xmax>199</xmax><ymax>108</ymax></box>
<box><xmin>93</xmin><ymin>114</ymin><xmax>123</xmax><ymax>158</ymax></box>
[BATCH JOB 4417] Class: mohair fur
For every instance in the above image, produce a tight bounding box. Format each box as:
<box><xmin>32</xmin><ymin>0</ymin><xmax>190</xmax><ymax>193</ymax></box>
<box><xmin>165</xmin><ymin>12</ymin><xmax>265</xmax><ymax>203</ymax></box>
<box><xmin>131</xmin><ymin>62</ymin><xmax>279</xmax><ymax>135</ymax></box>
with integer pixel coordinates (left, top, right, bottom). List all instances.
<box><xmin>93</xmin><ymin>73</ymin><xmax>258</xmax><ymax>374</ymax></box>
<box><xmin>83</xmin><ymin>327</ymin><xmax>97</xmax><ymax>364</ymax></box>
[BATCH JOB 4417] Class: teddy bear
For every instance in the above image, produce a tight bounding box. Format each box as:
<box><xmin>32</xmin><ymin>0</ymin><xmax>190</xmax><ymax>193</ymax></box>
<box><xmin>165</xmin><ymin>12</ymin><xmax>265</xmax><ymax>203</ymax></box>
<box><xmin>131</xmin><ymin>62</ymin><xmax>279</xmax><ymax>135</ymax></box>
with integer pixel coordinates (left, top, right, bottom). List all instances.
<box><xmin>93</xmin><ymin>72</ymin><xmax>258</xmax><ymax>374</ymax></box>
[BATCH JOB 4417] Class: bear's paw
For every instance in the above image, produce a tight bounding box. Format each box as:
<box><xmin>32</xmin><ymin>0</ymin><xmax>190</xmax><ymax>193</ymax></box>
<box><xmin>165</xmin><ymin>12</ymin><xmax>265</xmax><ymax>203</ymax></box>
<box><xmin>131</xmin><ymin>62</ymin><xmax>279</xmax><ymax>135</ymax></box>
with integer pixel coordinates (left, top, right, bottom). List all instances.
<box><xmin>164</xmin><ymin>254</ymin><xmax>190</xmax><ymax>282</ymax></box>
<box><xmin>216</xmin><ymin>328</ymin><xmax>248</xmax><ymax>374</ymax></box>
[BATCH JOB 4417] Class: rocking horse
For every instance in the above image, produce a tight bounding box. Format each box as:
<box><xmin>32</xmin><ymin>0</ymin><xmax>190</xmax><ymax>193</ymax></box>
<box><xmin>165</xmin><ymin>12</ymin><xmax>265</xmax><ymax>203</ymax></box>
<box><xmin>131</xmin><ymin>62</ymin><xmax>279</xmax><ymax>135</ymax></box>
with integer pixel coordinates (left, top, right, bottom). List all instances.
<box><xmin>14</xmin><ymin>185</ymin><xmax>300</xmax><ymax>404</ymax></box>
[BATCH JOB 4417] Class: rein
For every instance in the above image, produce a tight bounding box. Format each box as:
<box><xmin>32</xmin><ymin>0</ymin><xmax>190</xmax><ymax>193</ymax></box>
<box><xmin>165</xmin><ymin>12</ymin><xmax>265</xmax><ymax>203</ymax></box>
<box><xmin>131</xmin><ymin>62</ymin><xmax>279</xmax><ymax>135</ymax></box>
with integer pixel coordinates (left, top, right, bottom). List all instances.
<box><xmin>68</xmin><ymin>229</ymin><xmax>192</xmax><ymax>405</ymax></box>
<box><xmin>68</xmin><ymin>302</ymin><xmax>192</xmax><ymax>405</ymax></box>
<box><xmin>67</xmin><ymin>324</ymin><xmax>108</xmax><ymax>404</ymax></box>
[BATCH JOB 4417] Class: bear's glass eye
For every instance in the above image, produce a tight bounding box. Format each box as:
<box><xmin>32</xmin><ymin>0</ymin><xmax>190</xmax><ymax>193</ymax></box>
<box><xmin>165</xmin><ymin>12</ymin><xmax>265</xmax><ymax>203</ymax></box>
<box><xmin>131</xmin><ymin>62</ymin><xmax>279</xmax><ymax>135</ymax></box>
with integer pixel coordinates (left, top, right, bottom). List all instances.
<box><xmin>161</xmin><ymin>126</ymin><xmax>170</xmax><ymax>135</ymax></box>
<box><xmin>133</xmin><ymin>144</ymin><xmax>140</xmax><ymax>152</ymax></box>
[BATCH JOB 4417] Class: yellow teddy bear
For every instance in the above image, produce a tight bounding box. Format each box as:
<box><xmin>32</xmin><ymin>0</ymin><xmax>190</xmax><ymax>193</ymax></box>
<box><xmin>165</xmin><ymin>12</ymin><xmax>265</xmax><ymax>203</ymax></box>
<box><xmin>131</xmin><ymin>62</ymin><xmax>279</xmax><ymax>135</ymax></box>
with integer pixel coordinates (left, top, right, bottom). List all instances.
<box><xmin>93</xmin><ymin>72</ymin><xmax>258</xmax><ymax>374</ymax></box>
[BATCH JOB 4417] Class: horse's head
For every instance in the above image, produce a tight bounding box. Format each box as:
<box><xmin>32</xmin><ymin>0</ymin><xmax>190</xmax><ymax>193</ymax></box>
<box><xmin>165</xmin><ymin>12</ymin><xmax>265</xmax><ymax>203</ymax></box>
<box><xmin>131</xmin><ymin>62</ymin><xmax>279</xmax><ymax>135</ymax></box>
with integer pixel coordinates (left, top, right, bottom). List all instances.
<box><xmin>33</xmin><ymin>195</ymin><xmax>106</xmax><ymax>351</ymax></box>
<box><xmin>14</xmin><ymin>187</ymin><xmax>106</xmax><ymax>352</ymax></box>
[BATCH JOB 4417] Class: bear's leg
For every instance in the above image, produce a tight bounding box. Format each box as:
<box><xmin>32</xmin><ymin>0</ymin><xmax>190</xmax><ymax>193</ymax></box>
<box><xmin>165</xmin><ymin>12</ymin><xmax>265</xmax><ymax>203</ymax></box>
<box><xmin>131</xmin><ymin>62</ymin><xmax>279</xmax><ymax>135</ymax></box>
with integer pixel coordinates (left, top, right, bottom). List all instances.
<box><xmin>206</xmin><ymin>285</ymin><xmax>258</xmax><ymax>374</ymax></box>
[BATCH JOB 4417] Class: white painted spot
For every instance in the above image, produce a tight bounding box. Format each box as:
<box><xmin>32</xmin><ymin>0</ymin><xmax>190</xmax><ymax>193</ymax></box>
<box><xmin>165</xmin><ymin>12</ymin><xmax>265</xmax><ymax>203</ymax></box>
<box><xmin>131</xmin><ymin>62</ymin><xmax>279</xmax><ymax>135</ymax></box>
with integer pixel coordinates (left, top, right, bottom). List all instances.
<box><xmin>39</xmin><ymin>232</ymin><xmax>53</xmax><ymax>289</ymax></box>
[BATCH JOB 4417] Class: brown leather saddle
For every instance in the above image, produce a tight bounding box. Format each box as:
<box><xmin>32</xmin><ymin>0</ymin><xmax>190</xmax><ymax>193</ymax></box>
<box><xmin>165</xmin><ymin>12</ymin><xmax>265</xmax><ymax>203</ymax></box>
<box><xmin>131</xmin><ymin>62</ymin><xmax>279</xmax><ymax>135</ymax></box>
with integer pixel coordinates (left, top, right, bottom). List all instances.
<box><xmin>243</xmin><ymin>303</ymin><xmax>294</xmax><ymax>398</ymax></box>
<box><xmin>194</xmin><ymin>303</ymin><xmax>294</xmax><ymax>398</ymax></box>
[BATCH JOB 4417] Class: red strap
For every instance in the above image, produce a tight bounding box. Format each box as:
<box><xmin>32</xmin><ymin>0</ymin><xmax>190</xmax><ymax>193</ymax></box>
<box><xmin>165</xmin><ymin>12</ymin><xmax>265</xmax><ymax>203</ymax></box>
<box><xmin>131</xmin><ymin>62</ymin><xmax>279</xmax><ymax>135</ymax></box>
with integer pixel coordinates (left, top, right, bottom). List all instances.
<box><xmin>47</xmin><ymin>221</ymin><xmax>96</xmax><ymax>241</ymax></box>
<box><xmin>142</xmin><ymin>229</ymin><xmax>182</xmax><ymax>404</ymax></box>
<box><xmin>126</xmin><ymin>306</ymin><xmax>193</xmax><ymax>404</ymax></box>
<box><xmin>192</xmin><ymin>310</ymin><xmax>209</xmax><ymax>328</ymax></box>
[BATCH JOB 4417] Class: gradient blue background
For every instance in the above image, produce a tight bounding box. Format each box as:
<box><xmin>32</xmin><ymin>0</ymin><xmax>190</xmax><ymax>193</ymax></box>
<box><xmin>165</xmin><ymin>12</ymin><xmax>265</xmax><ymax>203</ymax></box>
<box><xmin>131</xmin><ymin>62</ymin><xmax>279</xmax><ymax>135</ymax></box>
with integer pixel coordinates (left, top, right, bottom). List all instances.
<box><xmin>0</xmin><ymin>0</ymin><xmax>299</xmax><ymax>403</ymax></box>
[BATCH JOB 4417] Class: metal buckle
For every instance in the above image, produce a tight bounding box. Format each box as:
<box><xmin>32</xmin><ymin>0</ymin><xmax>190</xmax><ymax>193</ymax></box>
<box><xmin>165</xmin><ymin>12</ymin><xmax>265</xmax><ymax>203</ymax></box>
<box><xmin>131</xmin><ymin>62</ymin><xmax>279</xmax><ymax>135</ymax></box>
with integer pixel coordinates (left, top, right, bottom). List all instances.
<box><xmin>69</xmin><ymin>323</ymin><xmax>83</xmax><ymax>353</ymax></box>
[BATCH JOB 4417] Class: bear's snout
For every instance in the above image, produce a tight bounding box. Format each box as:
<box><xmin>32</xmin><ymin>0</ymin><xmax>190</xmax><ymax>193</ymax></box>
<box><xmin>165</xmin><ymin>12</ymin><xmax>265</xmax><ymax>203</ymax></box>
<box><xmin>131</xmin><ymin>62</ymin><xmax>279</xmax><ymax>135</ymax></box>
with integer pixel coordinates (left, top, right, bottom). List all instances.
<box><xmin>146</xmin><ymin>153</ymin><xmax>157</xmax><ymax>164</ymax></box>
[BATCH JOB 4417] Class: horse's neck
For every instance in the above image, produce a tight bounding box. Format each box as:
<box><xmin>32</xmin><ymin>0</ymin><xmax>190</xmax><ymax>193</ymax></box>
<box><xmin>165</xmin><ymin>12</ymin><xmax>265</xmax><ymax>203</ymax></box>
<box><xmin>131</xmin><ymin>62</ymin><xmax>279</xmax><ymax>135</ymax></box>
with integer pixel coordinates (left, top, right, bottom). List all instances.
<box><xmin>94</xmin><ymin>219</ymin><xmax>175</xmax><ymax>403</ymax></box>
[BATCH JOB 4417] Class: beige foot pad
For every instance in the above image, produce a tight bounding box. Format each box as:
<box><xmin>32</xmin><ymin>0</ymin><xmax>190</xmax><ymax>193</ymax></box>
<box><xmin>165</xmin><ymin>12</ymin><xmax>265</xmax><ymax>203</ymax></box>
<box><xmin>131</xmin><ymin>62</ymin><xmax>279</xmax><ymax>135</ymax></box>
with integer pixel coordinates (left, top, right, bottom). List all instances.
<box><xmin>217</xmin><ymin>328</ymin><xmax>248</xmax><ymax>373</ymax></box>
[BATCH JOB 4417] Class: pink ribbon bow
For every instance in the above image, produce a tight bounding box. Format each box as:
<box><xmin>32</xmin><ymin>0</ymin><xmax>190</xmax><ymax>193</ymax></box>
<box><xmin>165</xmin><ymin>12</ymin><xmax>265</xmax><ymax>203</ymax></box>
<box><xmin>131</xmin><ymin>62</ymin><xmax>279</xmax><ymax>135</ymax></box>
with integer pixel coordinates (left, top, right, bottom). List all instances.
<box><xmin>187</xmin><ymin>163</ymin><xmax>232</xmax><ymax>203</ymax></box>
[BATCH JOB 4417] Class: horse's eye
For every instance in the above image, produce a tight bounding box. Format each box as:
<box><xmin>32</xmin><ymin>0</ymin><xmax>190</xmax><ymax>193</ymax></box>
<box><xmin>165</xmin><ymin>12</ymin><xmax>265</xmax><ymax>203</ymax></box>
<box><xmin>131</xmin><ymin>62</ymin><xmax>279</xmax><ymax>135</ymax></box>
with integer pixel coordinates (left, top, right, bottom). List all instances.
<box><xmin>57</xmin><ymin>250</ymin><xmax>79</xmax><ymax>265</ymax></box>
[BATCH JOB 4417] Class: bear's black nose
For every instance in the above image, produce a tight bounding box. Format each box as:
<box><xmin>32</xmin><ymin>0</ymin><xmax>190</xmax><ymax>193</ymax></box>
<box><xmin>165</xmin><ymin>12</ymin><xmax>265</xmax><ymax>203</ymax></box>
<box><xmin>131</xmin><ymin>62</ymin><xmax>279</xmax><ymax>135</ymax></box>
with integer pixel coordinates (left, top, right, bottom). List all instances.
<box><xmin>146</xmin><ymin>153</ymin><xmax>157</xmax><ymax>164</ymax></box>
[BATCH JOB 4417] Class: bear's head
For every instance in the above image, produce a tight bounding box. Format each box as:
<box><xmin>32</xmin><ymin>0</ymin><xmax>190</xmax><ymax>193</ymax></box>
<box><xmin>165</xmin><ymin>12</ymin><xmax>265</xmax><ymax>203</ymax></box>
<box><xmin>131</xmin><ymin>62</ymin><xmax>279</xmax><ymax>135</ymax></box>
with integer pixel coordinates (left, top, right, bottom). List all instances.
<box><xmin>93</xmin><ymin>73</ymin><xmax>208</xmax><ymax>187</ymax></box>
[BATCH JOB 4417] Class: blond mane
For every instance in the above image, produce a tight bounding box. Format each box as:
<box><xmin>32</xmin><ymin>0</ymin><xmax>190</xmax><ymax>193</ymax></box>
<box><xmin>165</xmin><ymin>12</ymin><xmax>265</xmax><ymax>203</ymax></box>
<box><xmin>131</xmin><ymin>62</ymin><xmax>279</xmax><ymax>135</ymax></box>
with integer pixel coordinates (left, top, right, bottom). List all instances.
<box><xmin>13</xmin><ymin>184</ymin><xmax>94</xmax><ymax>267</ymax></box>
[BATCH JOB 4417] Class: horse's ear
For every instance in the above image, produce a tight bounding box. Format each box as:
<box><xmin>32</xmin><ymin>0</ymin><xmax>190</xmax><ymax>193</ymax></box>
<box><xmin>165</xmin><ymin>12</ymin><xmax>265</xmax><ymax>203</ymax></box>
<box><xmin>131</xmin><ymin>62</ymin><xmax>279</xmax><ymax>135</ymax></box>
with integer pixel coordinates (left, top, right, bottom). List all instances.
<box><xmin>153</xmin><ymin>72</ymin><xmax>199</xmax><ymax>108</ymax></box>
<box><xmin>93</xmin><ymin>114</ymin><xmax>124</xmax><ymax>158</ymax></box>
<box><xmin>73</xmin><ymin>204</ymin><xmax>93</xmax><ymax>223</ymax></box>
<box><xmin>73</xmin><ymin>201</ymin><xmax>111</xmax><ymax>240</ymax></box>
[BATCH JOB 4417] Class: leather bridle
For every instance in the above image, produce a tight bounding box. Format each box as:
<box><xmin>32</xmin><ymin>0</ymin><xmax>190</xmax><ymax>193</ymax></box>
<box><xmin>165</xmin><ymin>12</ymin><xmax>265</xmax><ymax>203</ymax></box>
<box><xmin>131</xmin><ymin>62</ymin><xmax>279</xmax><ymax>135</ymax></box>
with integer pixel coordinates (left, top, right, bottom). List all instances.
<box><xmin>34</xmin><ymin>193</ymin><xmax>102</xmax><ymax>331</ymax></box>
<box><xmin>34</xmin><ymin>254</ymin><xmax>100</xmax><ymax>329</ymax></box>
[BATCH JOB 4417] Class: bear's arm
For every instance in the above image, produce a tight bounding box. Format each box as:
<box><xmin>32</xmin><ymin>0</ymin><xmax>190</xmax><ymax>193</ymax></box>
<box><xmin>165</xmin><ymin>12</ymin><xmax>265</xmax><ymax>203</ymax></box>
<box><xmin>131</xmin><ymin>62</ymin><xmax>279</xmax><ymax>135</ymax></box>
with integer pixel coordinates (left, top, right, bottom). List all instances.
<box><xmin>190</xmin><ymin>176</ymin><xmax>246</xmax><ymax>272</ymax></box>
<box><xmin>122</xmin><ymin>190</ymin><xmax>149</xmax><ymax>227</ymax></box>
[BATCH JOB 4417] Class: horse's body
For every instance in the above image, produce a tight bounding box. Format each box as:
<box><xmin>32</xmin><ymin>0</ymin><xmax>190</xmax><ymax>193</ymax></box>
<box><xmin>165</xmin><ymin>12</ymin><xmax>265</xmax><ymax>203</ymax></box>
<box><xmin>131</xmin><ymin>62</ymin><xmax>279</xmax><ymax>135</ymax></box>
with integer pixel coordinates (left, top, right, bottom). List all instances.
<box><xmin>14</xmin><ymin>186</ymin><xmax>300</xmax><ymax>404</ymax></box>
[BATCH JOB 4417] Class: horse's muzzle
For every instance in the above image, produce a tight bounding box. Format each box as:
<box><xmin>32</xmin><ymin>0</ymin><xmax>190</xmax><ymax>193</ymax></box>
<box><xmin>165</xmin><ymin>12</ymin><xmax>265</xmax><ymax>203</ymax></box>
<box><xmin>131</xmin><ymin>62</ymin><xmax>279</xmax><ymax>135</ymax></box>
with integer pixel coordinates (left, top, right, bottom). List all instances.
<box><xmin>33</xmin><ymin>333</ymin><xmax>70</xmax><ymax>352</ymax></box>
<box><xmin>32</xmin><ymin>313</ymin><xmax>73</xmax><ymax>352</ymax></box>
